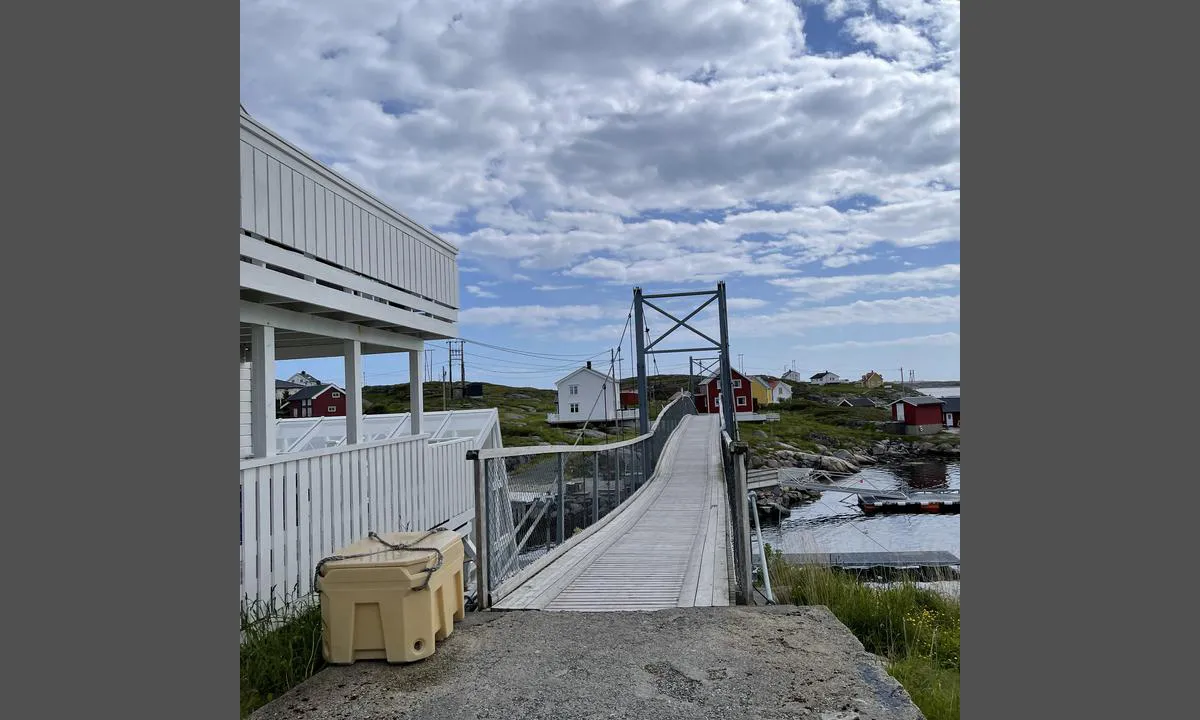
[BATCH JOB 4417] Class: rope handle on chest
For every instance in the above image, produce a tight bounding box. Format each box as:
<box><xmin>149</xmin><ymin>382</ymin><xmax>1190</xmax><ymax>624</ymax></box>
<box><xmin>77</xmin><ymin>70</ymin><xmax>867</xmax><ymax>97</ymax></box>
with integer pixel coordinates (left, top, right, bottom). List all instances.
<box><xmin>314</xmin><ymin>527</ymin><xmax>449</xmax><ymax>592</ymax></box>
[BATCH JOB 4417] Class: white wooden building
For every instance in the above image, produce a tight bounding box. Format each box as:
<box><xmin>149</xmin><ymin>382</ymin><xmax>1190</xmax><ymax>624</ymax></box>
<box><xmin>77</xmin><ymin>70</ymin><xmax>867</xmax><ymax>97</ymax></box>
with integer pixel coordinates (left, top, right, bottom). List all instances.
<box><xmin>766</xmin><ymin>378</ymin><xmax>793</xmax><ymax>404</ymax></box>
<box><xmin>809</xmin><ymin>371</ymin><xmax>843</xmax><ymax>385</ymax></box>
<box><xmin>238</xmin><ymin>107</ymin><xmax>473</xmax><ymax>606</ymax></box>
<box><xmin>548</xmin><ymin>363</ymin><xmax>633</xmax><ymax>424</ymax></box>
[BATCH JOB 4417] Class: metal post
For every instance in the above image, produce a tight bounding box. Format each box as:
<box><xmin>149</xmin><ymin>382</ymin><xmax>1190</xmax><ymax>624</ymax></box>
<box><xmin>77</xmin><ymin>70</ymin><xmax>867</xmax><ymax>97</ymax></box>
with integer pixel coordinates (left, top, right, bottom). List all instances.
<box><xmin>733</xmin><ymin>442</ymin><xmax>753</xmax><ymax>604</ymax></box>
<box><xmin>557</xmin><ymin>453</ymin><xmax>566</xmax><ymax>544</ymax></box>
<box><xmin>748</xmin><ymin>490</ymin><xmax>774</xmax><ymax>604</ymax></box>
<box><xmin>633</xmin><ymin>287</ymin><xmax>649</xmax><ymax>435</ymax></box>
<box><xmin>592</xmin><ymin>452</ymin><xmax>600</xmax><ymax>524</ymax></box>
<box><xmin>469</xmin><ymin>450</ymin><xmax>489</xmax><ymax>610</ymax></box>
<box><xmin>717</xmin><ymin>281</ymin><xmax>738</xmax><ymax>441</ymax></box>
<box><xmin>688</xmin><ymin>355</ymin><xmax>695</xmax><ymax>398</ymax></box>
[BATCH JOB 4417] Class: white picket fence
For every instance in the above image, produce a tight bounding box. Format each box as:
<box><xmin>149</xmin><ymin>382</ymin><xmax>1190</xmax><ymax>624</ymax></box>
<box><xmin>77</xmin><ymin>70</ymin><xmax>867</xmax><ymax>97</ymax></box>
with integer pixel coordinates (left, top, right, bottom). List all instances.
<box><xmin>239</xmin><ymin>434</ymin><xmax>475</xmax><ymax>606</ymax></box>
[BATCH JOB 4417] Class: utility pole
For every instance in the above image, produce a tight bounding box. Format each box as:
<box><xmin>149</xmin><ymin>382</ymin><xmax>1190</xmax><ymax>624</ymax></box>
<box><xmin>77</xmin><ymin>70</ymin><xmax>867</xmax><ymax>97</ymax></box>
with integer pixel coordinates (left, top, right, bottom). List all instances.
<box><xmin>442</xmin><ymin>367</ymin><xmax>447</xmax><ymax>411</ymax></box>
<box><xmin>459</xmin><ymin>340</ymin><xmax>467</xmax><ymax>400</ymax></box>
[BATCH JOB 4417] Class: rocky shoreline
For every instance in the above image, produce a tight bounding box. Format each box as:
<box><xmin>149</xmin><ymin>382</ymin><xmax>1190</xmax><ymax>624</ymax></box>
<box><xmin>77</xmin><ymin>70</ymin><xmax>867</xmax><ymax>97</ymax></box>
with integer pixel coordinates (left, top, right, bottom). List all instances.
<box><xmin>749</xmin><ymin>436</ymin><xmax>960</xmax><ymax>519</ymax></box>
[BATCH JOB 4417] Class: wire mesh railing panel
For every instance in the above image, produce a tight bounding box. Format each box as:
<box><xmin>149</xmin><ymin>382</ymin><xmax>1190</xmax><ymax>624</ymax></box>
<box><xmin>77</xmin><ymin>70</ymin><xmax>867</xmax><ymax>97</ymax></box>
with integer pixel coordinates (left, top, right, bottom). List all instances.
<box><xmin>475</xmin><ymin>392</ymin><xmax>699</xmax><ymax>601</ymax></box>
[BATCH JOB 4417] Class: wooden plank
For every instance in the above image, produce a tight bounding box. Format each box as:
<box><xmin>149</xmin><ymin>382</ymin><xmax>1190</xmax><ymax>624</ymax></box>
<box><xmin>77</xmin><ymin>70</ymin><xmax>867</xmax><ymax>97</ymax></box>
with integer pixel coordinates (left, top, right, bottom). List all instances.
<box><xmin>253</xmin><ymin>149</ymin><xmax>270</xmax><ymax>235</ymax></box>
<box><xmin>283</xmin><ymin>461</ymin><xmax>298</xmax><ymax>597</ymax></box>
<box><xmin>256</xmin><ymin>467</ymin><xmax>272</xmax><ymax>603</ymax></box>
<box><xmin>296</xmin><ymin>460</ymin><xmax>313</xmax><ymax>596</ymax></box>
<box><xmin>241</xmin><ymin>473</ymin><xmax>258</xmax><ymax>602</ymax></box>
<box><xmin>240</xmin><ymin>142</ymin><xmax>256</xmax><ymax>232</ymax></box>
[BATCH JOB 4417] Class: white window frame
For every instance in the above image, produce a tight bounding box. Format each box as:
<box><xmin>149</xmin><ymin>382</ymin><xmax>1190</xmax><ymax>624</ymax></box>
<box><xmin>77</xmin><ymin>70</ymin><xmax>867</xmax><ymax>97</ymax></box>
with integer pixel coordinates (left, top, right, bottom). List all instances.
<box><xmin>569</xmin><ymin>402</ymin><xmax>580</xmax><ymax>413</ymax></box>
<box><xmin>733</xmin><ymin>379</ymin><xmax>742</xmax><ymax>388</ymax></box>
<box><xmin>327</xmin><ymin>405</ymin><xmax>337</xmax><ymax>413</ymax></box>
<box><xmin>736</xmin><ymin>396</ymin><xmax>747</xmax><ymax>408</ymax></box>
<box><xmin>569</xmin><ymin>384</ymin><xmax>579</xmax><ymax>395</ymax></box>
<box><xmin>331</xmin><ymin>391</ymin><xmax>341</xmax><ymax>398</ymax></box>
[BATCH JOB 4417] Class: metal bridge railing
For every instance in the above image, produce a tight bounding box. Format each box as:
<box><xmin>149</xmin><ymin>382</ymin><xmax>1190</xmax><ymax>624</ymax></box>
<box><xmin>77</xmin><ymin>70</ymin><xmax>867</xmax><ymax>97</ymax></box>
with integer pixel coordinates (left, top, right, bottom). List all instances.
<box><xmin>719</xmin><ymin>414</ymin><xmax>754</xmax><ymax>605</ymax></box>
<box><xmin>467</xmin><ymin>391</ymin><xmax>698</xmax><ymax>609</ymax></box>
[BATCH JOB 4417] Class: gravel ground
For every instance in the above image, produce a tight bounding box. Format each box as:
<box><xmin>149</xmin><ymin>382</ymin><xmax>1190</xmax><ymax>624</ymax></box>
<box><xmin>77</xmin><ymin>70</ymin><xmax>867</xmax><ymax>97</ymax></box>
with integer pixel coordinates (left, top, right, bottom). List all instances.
<box><xmin>251</xmin><ymin>605</ymin><xmax>923</xmax><ymax>720</ymax></box>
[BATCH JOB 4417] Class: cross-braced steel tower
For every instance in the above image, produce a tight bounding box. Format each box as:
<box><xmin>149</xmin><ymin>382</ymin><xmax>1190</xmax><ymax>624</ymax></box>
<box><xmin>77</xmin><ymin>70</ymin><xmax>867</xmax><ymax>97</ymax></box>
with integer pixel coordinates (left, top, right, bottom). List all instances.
<box><xmin>633</xmin><ymin>282</ymin><xmax>737</xmax><ymax>442</ymax></box>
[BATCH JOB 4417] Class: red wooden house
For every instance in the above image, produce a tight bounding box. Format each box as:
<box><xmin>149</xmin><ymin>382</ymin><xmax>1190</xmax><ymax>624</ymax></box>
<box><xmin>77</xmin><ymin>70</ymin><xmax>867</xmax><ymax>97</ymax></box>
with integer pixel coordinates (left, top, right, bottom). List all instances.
<box><xmin>279</xmin><ymin>383</ymin><xmax>347</xmax><ymax>419</ymax></box>
<box><xmin>888</xmin><ymin>396</ymin><xmax>946</xmax><ymax>435</ymax></box>
<box><xmin>619</xmin><ymin>389</ymin><xmax>639</xmax><ymax>409</ymax></box>
<box><xmin>694</xmin><ymin>369</ymin><xmax>758</xmax><ymax>414</ymax></box>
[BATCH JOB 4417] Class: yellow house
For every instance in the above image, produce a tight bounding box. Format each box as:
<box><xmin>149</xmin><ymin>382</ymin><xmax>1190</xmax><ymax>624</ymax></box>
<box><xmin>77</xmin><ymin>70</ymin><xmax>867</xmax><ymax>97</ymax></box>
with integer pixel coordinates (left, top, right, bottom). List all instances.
<box><xmin>861</xmin><ymin>371</ymin><xmax>884</xmax><ymax>389</ymax></box>
<box><xmin>748</xmin><ymin>375</ymin><xmax>774</xmax><ymax>408</ymax></box>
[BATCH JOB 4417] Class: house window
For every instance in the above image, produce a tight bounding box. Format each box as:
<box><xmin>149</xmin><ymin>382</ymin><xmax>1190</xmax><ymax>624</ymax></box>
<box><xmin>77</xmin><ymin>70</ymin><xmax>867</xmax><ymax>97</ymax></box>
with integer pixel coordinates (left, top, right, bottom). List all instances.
<box><xmin>569</xmin><ymin>385</ymin><xmax>579</xmax><ymax>395</ymax></box>
<box><xmin>331</xmin><ymin>392</ymin><xmax>341</xmax><ymax>398</ymax></box>
<box><xmin>736</xmin><ymin>396</ymin><xmax>747</xmax><ymax>408</ymax></box>
<box><xmin>733</xmin><ymin>379</ymin><xmax>742</xmax><ymax>388</ymax></box>
<box><xmin>327</xmin><ymin>406</ymin><xmax>337</xmax><ymax>413</ymax></box>
<box><xmin>569</xmin><ymin>403</ymin><xmax>580</xmax><ymax>413</ymax></box>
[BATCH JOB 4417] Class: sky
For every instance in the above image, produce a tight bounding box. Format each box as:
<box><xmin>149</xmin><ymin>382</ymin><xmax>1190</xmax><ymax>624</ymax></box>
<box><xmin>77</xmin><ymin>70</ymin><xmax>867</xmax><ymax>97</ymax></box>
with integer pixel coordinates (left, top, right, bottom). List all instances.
<box><xmin>240</xmin><ymin>0</ymin><xmax>960</xmax><ymax>390</ymax></box>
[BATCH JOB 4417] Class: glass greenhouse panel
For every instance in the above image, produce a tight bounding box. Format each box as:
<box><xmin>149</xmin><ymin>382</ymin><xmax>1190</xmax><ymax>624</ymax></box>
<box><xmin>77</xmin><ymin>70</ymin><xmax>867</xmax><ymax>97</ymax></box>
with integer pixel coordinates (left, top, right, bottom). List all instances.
<box><xmin>292</xmin><ymin>417</ymin><xmax>347</xmax><ymax>453</ymax></box>
<box><xmin>361</xmin><ymin>415</ymin><xmax>403</xmax><ymax>442</ymax></box>
<box><xmin>275</xmin><ymin>419</ymin><xmax>320</xmax><ymax>454</ymax></box>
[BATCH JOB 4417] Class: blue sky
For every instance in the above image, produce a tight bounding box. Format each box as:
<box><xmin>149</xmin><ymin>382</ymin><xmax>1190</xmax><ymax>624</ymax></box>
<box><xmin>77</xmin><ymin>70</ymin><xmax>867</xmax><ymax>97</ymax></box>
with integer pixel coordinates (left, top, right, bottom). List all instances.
<box><xmin>241</xmin><ymin>0</ymin><xmax>960</xmax><ymax>389</ymax></box>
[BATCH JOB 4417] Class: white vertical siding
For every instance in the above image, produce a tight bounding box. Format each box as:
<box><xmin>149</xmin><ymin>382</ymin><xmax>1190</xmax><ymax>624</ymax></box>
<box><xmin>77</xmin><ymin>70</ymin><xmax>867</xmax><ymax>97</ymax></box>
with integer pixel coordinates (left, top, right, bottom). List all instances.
<box><xmin>240</xmin><ymin>116</ymin><xmax>459</xmax><ymax>309</ymax></box>
<box><xmin>239</xmin><ymin>361</ymin><xmax>252</xmax><ymax>458</ymax></box>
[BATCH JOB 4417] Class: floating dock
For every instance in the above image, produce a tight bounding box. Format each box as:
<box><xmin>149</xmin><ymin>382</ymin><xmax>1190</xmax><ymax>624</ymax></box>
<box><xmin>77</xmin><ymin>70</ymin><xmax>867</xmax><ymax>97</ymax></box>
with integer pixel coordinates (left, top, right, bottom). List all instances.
<box><xmin>857</xmin><ymin>492</ymin><xmax>960</xmax><ymax>515</ymax></box>
<box><xmin>781</xmin><ymin>551</ymin><xmax>961</xmax><ymax>581</ymax></box>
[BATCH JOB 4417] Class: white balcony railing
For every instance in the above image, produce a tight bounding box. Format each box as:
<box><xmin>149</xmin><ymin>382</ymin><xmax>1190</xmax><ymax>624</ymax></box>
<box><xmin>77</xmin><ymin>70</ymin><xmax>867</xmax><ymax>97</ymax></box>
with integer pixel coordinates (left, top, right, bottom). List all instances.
<box><xmin>240</xmin><ymin>110</ymin><xmax>459</xmax><ymax>310</ymax></box>
<box><xmin>239</xmin><ymin>434</ymin><xmax>474</xmax><ymax>606</ymax></box>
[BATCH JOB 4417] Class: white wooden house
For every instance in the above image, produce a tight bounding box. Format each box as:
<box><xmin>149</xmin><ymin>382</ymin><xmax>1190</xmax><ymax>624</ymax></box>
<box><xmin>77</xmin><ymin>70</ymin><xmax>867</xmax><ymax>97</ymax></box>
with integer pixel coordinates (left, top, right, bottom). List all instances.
<box><xmin>809</xmin><ymin>371</ymin><xmax>843</xmax><ymax>385</ymax></box>
<box><xmin>765</xmin><ymin>378</ymin><xmax>793</xmax><ymax>404</ymax></box>
<box><xmin>548</xmin><ymin>362</ymin><xmax>632</xmax><ymax>424</ymax></box>
<box><xmin>781</xmin><ymin>369</ymin><xmax>806</xmax><ymax>383</ymax></box>
<box><xmin>239</xmin><ymin>107</ymin><xmax>473</xmax><ymax>606</ymax></box>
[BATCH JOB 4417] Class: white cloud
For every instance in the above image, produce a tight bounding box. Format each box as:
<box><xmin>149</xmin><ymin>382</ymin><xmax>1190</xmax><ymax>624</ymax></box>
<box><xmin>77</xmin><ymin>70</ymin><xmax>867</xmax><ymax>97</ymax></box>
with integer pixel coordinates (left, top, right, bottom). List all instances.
<box><xmin>823</xmin><ymin>253</ymin><xmax>873</xmax><ymax>269</ymax></box>
<box><xmin>459</xmin><ymin>303</ymin><xmax>617</xmax><ymax>328</ymax></box>
<box><xmin>769</xmin><ymin>264</ymin><xmax>959</xmax><ymax>302</ymax></box>
<box><xmin>736</xmin><ymin>295</ymin><xmax>960</xmax><ymax>337</ymax></box>
<box><xmin>465</xmin><ymin>284</ymin><xmax>498</xmax><ymax>298</ymax></box>
<box><xmin>803</xmin><ymin>332</ymin><xmax>960</xmax><ymax>351</ymax></box>
<box><xmin>241</xmin><ymin>0</ymin><xmax>959</xmax><ymax>286</ymax></box>
<box><xmin>727</xmin><ymin>297</ymin><xmax>770</xmax><ymax>310</ymax></box>
<box><xmin>533</xmin><ymin>284</ymin><xmax>583</xmax><ymax>291</ymax></box>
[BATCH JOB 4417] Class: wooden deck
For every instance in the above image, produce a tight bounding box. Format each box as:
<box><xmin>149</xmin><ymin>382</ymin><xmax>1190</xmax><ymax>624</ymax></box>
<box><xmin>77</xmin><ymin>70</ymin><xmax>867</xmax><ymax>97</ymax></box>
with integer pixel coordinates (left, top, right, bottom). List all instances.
<box><xmin>493</xmin><ymin>414</ymin><xmax>729</xmax><ymax>611</ymax></box>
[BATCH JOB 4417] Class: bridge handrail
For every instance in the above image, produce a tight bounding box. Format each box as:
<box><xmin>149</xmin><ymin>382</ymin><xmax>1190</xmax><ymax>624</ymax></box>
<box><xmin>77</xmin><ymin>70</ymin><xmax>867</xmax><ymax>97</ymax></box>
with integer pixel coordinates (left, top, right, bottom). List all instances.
<box><xmin>475</xmin><ymin>391</ymin><xmax>694</xmax><ymax>460</ymax></box>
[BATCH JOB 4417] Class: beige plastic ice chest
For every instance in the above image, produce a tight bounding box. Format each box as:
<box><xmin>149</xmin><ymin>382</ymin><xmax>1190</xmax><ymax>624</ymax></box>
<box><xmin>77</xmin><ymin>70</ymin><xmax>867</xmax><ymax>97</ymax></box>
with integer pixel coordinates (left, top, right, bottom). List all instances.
<box><xmin>317</xmin><ymin>529</ymin><xmax>466</xmax><ymax>664</ymax></box>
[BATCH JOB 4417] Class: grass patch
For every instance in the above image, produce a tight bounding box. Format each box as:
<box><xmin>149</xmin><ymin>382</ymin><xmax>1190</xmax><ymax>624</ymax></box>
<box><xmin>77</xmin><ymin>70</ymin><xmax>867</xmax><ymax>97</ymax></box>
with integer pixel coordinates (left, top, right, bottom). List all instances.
<box><xmin>240</xmin><ymin>593</ymin><xmax>325</xmax><ymax>718</ymax></box>
<box><xmin>363</xmin><ymin>379</ymin><xmax>681</xmax><ymax>448</ymax></box>
<box><xmin>765</xmin><ymin>546</ymin><xmax>960</xmax><ymax>720</ymax></box>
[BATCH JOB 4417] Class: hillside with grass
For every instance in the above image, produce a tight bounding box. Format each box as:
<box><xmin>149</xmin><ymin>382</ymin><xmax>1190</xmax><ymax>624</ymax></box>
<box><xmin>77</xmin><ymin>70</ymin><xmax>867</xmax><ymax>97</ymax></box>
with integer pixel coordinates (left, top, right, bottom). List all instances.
<box><xmin>361</xmin><ymin>376</ymin><xmax>957</xmax><ymax>456</ymax></box>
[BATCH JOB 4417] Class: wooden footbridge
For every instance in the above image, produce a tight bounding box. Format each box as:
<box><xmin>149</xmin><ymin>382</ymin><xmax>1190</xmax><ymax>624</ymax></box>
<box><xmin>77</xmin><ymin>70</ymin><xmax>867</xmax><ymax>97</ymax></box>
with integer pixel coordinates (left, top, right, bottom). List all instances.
<box><xmin>492</xmin><ymin>414</ymin><xmax>732</xmax><ymax>610</ymax></box>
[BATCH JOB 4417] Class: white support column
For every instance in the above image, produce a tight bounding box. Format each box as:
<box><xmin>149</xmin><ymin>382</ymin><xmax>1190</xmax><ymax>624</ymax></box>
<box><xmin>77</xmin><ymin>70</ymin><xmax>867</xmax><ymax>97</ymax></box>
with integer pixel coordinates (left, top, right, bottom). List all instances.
<box><xmin>250</xmin><ymin>325</ymin><xmax>276</xmax><ymax>458</ymax></box>
<box><xmin>344</xmin><ymin>340</ymin><xmax>363</xmax><ymax>445</ymax></box>
<box><xmin>409</xmin><ymin>347</ymin><xmax>424</xmax><ymax>435</ymax></box>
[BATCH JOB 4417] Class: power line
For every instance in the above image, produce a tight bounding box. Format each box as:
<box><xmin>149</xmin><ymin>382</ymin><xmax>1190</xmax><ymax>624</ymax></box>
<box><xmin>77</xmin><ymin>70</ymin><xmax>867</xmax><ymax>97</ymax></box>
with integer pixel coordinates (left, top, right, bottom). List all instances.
<box><xmin>460</xmin><ymin>337</ymin><xmax>609</xmax><ymax>361</ymax></box>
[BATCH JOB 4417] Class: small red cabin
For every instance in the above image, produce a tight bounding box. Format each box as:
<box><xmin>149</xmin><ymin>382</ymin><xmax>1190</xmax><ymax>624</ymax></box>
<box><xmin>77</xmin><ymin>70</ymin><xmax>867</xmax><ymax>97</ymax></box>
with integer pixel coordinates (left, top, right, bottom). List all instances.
<box><xmin>619</xmin><ymin>390</ymin><xmax>639</xmax><ymax>409</ymax></box>
<box><xmin>889</xmin><ymin>396</ymin><xmax>946</xmax><ymax>435</ymax></box>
